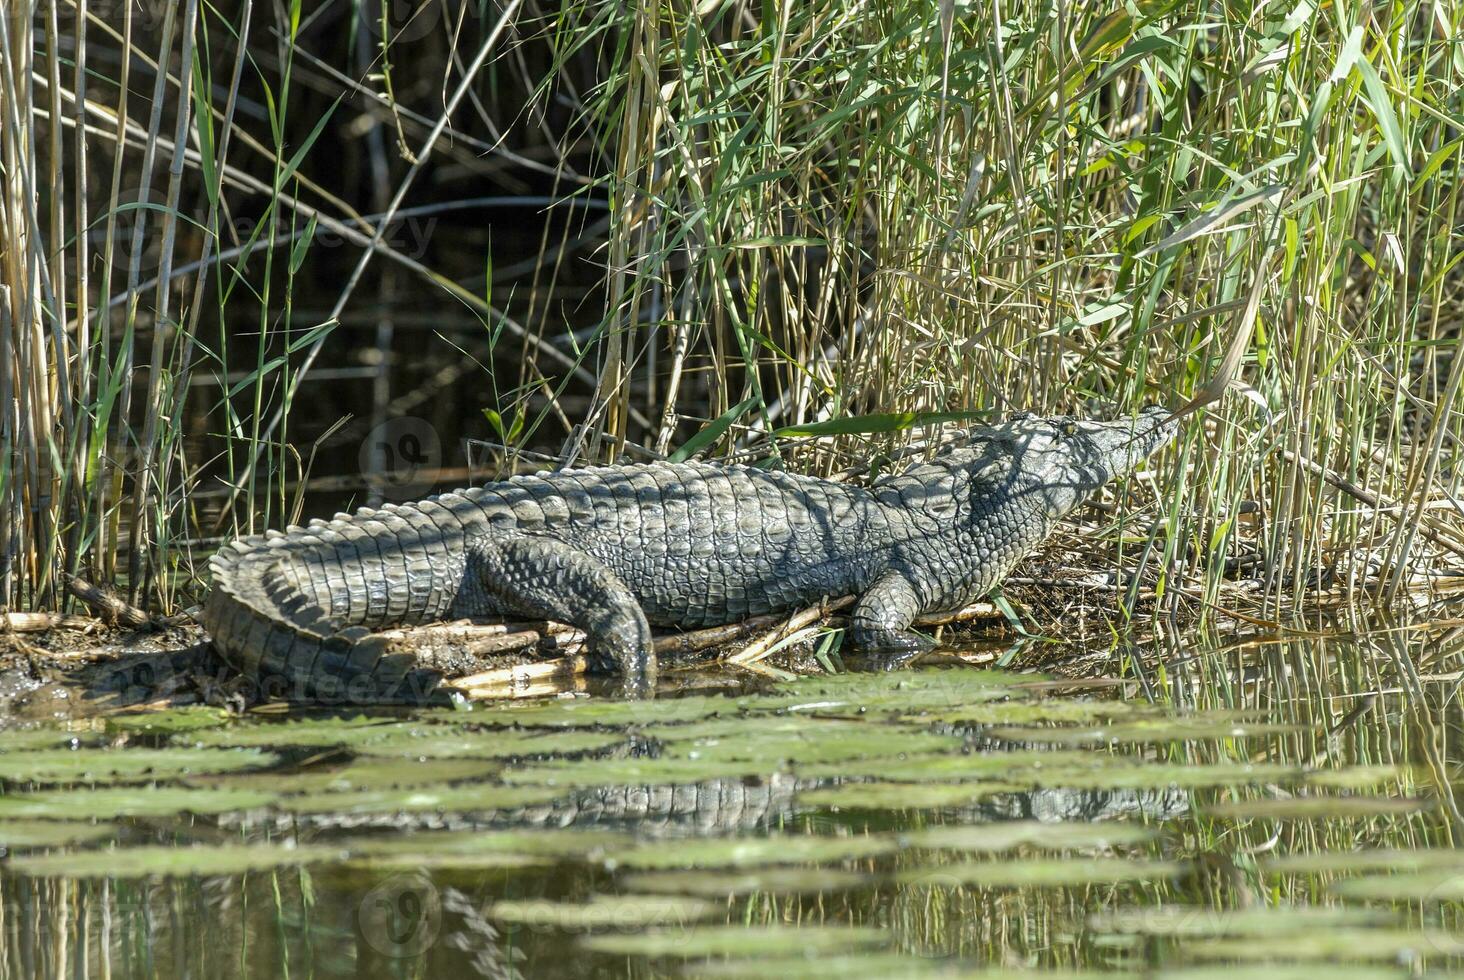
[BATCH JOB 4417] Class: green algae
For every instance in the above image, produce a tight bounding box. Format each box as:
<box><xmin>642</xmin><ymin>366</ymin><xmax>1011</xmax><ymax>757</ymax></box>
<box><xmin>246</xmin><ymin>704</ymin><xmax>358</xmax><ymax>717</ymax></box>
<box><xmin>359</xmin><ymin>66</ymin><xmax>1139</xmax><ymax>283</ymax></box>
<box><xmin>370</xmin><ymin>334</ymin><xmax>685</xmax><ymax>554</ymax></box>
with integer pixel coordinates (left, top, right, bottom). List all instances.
<box><xmin>656</xmin><ymin>722</ymin><xmax>964</xmax><ymax>765</ymax></box>
<box><xmin>344</xmin><ymin>828</ymin><xmax>631</xmax><ymax>861</ymax></box>
<box><xmin>1329</xmin><ymin>870</ymin><xmax>1464</xmax><ymax>901</ymax></box>
<box><xmin>797</xmin><ymin>780</ymin><xmax>1030</xmax><ymax>809</ymax></box>
<box><xmin>1</xmin><ymin>650</ymin><xmax>1455</xmax><ymax>979</ymax></box>
<box><xmin>896</xmin><ymin>857</ymin><xmax>1188</xmax><ymax>887</ymax></box>
<box><xmin>902</xmin><ymin>820</ymin><xmax>1158</xmax><ymax>851</ymax></box>
<box><xmin>1202</xmin><ymin>796</ymin><xmax>1428</xmax><ymax>820</ymax></box>
<box><xmin>1259</xmin><ymin>849</ymin><xmax>1464</xmax><ymax>875</ymax></box>
<box><xmin>351</xmin><ymin>726</ymin><xmax>623</xmax><ymax>759</ymax></box>
<box><xmin>987</xmin><ymin>717</ymin><xmax>1304</xmax><ymax>744</ymax></box>
<box><xmin>0</xmin><ymin>820</ymin><xmax>117</xmax><ymax>848</ymax></box>
<box><xmin>0</xmin><ymin>786</ymin><xmax>277</xmax><ymax>819</ymax></box>
<box><xmin>104</xmin><ymin>707</ymin><xmax>231</xmax><ymax>735</ymax></box>
<box><xmin>480</xmin><ymin>695</ymin><xmax>738</xmax><ymax>728</ymax></box>
<box><xmin>1090</xmin><ymin>905</ymin><xmax>1397</xmax><ymax>936</ymax></box>
<box><xmin>0</xmin><ymin>747</ymin><xmax>277</xmax><ymax>785</ymax></box>
<box><xmin>9</xmin><ymin>844</ymin><xmax>342</xmax><ymax>878</ymax></box>
<box><xmin>578</xmin><ymin>924</ymin><xmax>891</xmax><ymax>957</ymax></box>
<box><xmin>486</xmin><ymin>894</ymin><xmax>721</xmax><ymax>929</ymax></box>
<box><xmin>1180</xmin><ymin>928</ymin><xmax>1464</xmax><ymax>959</ymax></box>
<box><xmin>685</xmin><ymin>953</ymin><xmax>976</xmax><ymax>978</ymax></box>
<box><xmin>756</xmin><ymin>669</ymin><xmax>1036</xmax><ymax>716</ymax></box>
<box><xmin>175</xmin><ymin>715</ymin><xmax>407</xmax><ymax>748</ymax></box>
<box><xmin>188</xmin><ymin>756</ymin><xmax>501</xmax><ymax>794</ymax></box>
<box><xmin>0</xmin><ymin>728</ymin><xmax>101</xmax><ymax>751</ymax></box>
<box><xmin>605</xmin><ymin>833</ymin><xmax>900</xmax><ymax>869</ymax></box>
<box><xmin>620</xmin><ymin>867</ymin><xmax>873</xmax><ymax>896</ymax></box>
<box><xmin>276</xmin><ymin>783</ymin><xmax>563</xmax><ymax>815</ymax></box>
<box><xmin>504</xmin><ymin>755</ymin><xmax>792</xmax><ymax>787</ymax></box>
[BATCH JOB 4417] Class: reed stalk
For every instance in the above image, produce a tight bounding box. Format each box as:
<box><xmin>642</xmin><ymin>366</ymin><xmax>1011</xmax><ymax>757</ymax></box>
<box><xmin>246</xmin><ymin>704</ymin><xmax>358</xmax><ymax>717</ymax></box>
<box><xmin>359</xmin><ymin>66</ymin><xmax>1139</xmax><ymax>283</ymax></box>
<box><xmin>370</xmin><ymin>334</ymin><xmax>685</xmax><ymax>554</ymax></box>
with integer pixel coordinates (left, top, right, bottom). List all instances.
<box><xmin>0</xmin><ymin>0</ymin><xmax>1457</xmax><ymax>623</ymax></box>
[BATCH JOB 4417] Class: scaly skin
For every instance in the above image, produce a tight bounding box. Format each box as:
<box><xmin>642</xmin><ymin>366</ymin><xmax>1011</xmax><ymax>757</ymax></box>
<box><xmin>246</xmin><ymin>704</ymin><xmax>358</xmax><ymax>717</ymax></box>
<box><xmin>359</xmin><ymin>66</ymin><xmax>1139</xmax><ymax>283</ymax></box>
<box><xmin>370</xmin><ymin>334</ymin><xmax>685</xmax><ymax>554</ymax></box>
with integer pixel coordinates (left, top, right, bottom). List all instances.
<box><xmin>237</xmin><ymin>776</ymin><xmax>1190</xmax><ymax>836</ymax></box>
<box><xmin>204</xmin><ymin>408</ymin><xmax>1176</xmax><ymax>702</ymax></box>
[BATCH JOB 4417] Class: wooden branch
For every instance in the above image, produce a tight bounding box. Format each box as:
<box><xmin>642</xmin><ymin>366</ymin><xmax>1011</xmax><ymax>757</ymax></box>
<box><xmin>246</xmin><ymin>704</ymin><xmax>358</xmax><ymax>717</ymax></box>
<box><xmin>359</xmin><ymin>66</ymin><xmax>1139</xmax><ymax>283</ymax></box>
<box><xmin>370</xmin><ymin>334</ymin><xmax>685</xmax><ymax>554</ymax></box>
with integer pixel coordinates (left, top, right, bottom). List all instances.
<box><xmin>376</xmin><ymin>618</ymin><xmax>584</xmax><ymax>658</ymax></box>
<box><xmin>443</xmin><ymin>597</ymin><xmax>1001</xmax><ymax>700</ymax></box>
<box><xmin>915</xmin><ymin>601</ymin><xmax>1003</xmax><ymax>627</ymax></box>
<box><xmin>65</xmin><ymin>576</ymin><xmax>152</xmax><ymax>629</ymax></box>
<box><xmin>727</xmin><ymin>597</ymin><xmax>854</xmax><ymax>664</ymax></box>
<box><xmin>451</xmin><ymin>654</ymin><xmax>592</xmax><ymax>699</ymax></box>
<box><xmin>653</xmin><ymin>600</ymin><xmax>850</xmax><ymax>659</ymax></box>
<box><xmin>2</xmin><ymin>612</ymin><xmax>99</xmax><ymax>633</ymax></box>
<box><xmin>1283</xmin><ymin>448</ymin><xmax>1464</xmax><ymax>560</ymax></box>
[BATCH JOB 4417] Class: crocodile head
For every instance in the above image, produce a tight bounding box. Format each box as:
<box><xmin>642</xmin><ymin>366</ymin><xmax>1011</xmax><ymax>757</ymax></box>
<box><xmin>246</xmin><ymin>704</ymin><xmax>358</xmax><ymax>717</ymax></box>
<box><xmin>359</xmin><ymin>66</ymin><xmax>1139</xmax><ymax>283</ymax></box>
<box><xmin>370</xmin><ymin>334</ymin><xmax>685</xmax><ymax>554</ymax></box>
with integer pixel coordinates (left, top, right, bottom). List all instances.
<box><xmin>975</xmin><ymin>406</ymin><xmax>1178</xmax><ymax>518</ymax></box>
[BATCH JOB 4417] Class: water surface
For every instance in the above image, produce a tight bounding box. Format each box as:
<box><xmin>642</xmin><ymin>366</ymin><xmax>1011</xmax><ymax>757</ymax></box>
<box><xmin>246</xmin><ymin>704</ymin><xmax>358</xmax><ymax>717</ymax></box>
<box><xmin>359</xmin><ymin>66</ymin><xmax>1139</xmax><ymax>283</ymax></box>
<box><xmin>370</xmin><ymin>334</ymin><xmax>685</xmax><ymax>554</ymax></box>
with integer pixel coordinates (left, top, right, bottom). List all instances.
<box><xmin>1</xmin><ymin>628</ymin><xmax>1460</xmax><ymax>978</ymax></box>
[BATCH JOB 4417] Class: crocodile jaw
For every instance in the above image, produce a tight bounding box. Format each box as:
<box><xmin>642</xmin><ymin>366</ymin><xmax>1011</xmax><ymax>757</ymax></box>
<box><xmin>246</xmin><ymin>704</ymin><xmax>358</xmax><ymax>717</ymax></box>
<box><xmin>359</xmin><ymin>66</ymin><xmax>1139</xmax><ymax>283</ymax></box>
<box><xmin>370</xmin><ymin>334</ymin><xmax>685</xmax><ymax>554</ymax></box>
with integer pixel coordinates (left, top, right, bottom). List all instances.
<box><xmin>998</xmin><ymin>406</ymin><xmax>1177</xmax><ymax>520</ymax></box>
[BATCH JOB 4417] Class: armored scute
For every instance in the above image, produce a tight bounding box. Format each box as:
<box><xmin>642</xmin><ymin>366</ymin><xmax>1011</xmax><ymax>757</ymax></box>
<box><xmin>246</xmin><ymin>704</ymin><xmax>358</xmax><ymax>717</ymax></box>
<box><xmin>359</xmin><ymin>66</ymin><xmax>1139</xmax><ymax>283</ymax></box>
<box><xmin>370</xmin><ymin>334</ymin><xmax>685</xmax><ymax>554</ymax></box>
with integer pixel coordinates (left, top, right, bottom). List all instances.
<box><xmin>206</xmin><ymin>408</ymin><xmax>1176</xmax><ymax>702</ymax></box>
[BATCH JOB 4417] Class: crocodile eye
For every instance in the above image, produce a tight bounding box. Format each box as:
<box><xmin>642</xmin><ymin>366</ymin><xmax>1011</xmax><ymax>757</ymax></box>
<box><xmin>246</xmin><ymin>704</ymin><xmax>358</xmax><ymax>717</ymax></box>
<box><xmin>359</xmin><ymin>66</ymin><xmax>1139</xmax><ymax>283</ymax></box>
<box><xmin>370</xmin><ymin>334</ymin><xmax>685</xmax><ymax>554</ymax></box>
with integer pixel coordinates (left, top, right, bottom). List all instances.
<box><xmin>1058</xmin><ymin>421</ymin><xmax>1078</xmax><ymax>438</ymax></box>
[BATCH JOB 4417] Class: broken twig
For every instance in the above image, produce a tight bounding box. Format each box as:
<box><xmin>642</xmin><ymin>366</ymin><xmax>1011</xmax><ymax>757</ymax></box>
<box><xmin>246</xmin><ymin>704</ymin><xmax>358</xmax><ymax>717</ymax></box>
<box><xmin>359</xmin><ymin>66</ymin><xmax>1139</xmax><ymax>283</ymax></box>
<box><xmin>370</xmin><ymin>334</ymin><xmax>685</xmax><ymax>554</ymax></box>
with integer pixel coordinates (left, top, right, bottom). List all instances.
<box><xmin>66</xmin><ymin>576</ymin><xmax>153</xmax><ymax>629</ymax></box>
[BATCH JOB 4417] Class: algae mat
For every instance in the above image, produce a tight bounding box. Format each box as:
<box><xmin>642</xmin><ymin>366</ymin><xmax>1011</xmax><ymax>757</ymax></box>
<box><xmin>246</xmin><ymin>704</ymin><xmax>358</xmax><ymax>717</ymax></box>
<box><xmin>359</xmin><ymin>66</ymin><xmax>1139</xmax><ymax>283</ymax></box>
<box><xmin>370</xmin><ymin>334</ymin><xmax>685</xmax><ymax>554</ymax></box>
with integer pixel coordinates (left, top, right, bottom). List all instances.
<box><xmin>0</xmin><ymin>647</ymin><xmax>1460</xmax><ymax>979</ymax></box>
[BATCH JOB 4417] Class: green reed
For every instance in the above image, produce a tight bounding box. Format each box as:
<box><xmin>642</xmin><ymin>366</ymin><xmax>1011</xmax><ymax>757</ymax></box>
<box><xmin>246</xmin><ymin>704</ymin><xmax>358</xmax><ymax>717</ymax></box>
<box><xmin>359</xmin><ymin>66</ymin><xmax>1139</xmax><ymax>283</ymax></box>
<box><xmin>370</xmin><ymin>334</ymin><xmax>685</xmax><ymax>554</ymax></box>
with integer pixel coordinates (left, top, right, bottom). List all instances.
<box><xmin>0</xmin><ymin>0</ymin><xmax>1460</xmax><ymax>616</ymax></box>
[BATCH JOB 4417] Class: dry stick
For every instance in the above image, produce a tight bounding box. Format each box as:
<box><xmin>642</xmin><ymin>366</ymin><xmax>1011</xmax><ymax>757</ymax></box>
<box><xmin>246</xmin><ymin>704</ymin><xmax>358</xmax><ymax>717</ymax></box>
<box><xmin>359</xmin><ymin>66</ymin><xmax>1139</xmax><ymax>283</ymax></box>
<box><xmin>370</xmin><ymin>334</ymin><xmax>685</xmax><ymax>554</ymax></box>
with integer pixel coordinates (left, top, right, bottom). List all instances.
<box><xmin>64</xmin><ymin>576</ymin><xmax>152</xmax><ymax>629</ymax></box>
<box><xmin>359</xmin><ymin>7</ymin><xmax>394</xmax><ymax>510</ymax></box>
<box><xmin>725</xmin><ymin>598</ymin><xmax>1004</xmax><ymax>665</ymax></box>
<box><xmin>88</xmin><ymin>199</ymin><xmax>603</xmax><ymax>325</ymax></box>
<box><xmin>376</xmin><ymin>618</ymin><xmax>581</xmax><ymax>653</ymax></box>
<box><xmin>446</xmin><ymin>598</ymin><xmax>1001</xmax><ymax>696</ymax></box>
<box><xmin>278</xmin><ymin>35</ymin><xmax>587</xmax><ymax>184</ymax></box>
<box><xmin>62</xmin><ymin>0</ymin><xmax>93</xmax><ymax>594</ymax></box>
<box><xmin>453</xmin><ymin>656</ymin><xmax>592</xmax><ymax>697</ymax></box>
<box><xmin>460</xmin><ymin>630</ymin><xmax>585</xmax><ymax>657</ymax></box>
<box><xmin>2</xmin><ymin>612</ymin><xmax>97</xmax><ymax>633</ymax></box>
<box><xmin>93</xmin><ymin>197</ymin><xmax>602</xmax><ymax>321</ymax></box>
<box><xmin>1384</xmin><ymin>315</ymin><xmax>1464</xmax><ymax>603</ymax></box>
<box><xmin>592</xmin><ymin>6</ymin><xmax>656</xmax><ymax>460</ymax></box>
<box><xmin>129</xmin><ymin>0</ymin><xmax>201</xmax><ymax>605</ymax></box>
<box><xmin>42</xmin><ymin>0</ymin><xmax>69</xmax><ymax>436</ymax></box>
<box><xmin>0</xmin><ymin>10</ymin><xmax>55</xmax><ymax>606</ymax></box>
<box><xmin>155</xmin><ymin>0</ymin><xmax>255</xmax><ymax>572</ymax></box>
<box><xmin>727</xmin><ymin>597</ymin><xmax>855</xmax><ymax>665</ymax></box>
<box><xmin>33</xmin><ymin>83</ymin><xmax>626</xmax><ymax>396</ymax></box>
<box><xmin>239</xmin><ymin>0</ymin><xmax>530</xmax><ymax>493</ymax></box>
<box><xmin>652</xmin><ymin>304</ymin><xmax>691</xmax><ymax>456</ymax></box>
<box><xmin>0</xmin><ymin>286</ymin><xmax>12</xmax><ymax>603</ymax></box>
<box><xmin>67</xmin><ymin>0</ymin><xmax>373</xmax><ymax>235</ymax></box>
<box><xmin>111</xmin><ymin>0</ymin><xmax>177</xmax><ymax>604</ymax></box>
<box><xmin>1282</xmin><ymin>449</ymin><xmax>1464</xmax><ymax>562</ymax></box>
<box><xmin>88</xmin><ymin>0</ymin><xmax>131</xmax><ymax>581</ymax></box>
<box><xmin>37</xmin><ymin>106</ymin><xmax>639</xmax><ymax>525</ymax></box>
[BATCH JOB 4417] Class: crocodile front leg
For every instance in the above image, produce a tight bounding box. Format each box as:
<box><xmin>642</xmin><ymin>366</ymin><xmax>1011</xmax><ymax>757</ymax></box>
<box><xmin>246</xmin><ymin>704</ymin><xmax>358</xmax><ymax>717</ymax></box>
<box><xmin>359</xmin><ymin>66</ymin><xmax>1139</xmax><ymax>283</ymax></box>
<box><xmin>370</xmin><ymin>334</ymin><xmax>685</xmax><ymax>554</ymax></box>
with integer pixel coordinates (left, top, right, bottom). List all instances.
<box><xmin>847</xmin><ymin>568</ymin><xmax>936</xmax><ymax>658</ymax></box>
<box><xmin>458</xmin><ymin>535</ymin><xmax>657</xmax><ymax>690</ymax></box>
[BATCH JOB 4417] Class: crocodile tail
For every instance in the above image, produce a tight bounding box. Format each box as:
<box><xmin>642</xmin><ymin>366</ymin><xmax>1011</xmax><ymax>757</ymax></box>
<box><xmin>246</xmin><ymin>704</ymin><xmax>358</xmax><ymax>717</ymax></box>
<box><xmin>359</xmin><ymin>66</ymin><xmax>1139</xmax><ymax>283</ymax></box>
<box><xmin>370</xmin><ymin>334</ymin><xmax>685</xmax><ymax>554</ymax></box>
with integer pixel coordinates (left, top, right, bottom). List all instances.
<box><xmin>203</xmin><ymin>535</ymin><xmax>446</xmax><ymax>705</ymax></box>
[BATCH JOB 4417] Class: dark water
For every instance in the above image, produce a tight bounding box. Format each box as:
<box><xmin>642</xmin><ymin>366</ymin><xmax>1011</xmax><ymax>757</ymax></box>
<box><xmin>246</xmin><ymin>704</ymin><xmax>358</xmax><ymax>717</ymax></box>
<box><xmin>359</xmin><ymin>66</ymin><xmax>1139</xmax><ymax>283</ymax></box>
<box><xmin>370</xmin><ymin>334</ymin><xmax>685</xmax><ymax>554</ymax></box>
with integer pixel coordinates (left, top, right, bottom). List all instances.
<box><xmin>0</xmin><ymin>628</ymin><xmax>1460</xmax><ymax>978</ymax></box>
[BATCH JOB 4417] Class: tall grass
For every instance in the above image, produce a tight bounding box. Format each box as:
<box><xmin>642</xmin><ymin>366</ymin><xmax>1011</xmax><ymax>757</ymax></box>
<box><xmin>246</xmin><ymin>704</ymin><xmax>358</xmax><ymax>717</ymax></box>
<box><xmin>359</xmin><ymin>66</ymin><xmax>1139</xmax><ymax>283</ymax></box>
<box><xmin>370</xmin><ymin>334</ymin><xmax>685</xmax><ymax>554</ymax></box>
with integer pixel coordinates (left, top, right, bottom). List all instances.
<box><xmin>558</xmin><ymin>0</ymin><xmax>1464</xmax><ymax>619</ymax></box>
<box><xmin>0</xmin><ymin>0</ymin><xmax>1460</xmax><ymax>620</ymax></box>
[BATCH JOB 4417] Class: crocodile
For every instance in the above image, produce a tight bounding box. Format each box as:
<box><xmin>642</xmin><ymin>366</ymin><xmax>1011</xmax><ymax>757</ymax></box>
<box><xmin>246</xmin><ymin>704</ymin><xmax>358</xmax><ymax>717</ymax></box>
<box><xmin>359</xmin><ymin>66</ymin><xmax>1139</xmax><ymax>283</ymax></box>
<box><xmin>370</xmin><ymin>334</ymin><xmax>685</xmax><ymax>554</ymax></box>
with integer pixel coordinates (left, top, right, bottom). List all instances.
<box><xmin>205</xmin><ymin>407</ymin><xmax>1176</xmax><ymax>702</ymax></box>
<box><xmin>244</xmin><ymin>777</ymin><xmax>1191</xmax><ymax>837</ymax></box>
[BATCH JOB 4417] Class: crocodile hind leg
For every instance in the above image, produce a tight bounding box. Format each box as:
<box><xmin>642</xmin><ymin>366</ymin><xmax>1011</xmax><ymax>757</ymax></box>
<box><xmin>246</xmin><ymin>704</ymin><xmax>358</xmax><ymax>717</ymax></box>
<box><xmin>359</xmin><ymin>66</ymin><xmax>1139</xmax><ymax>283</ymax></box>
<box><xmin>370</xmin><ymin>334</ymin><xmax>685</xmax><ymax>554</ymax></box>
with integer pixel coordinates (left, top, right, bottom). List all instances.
<box><xmin>847</xmin><ymin>569</ymin><xmax>936</xmax><ymax>664</ymax></box>
<box><xmin>457</xmin><ymin>535</ymin><xmax>656</xmax><ymax>690</ymax></box>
